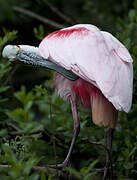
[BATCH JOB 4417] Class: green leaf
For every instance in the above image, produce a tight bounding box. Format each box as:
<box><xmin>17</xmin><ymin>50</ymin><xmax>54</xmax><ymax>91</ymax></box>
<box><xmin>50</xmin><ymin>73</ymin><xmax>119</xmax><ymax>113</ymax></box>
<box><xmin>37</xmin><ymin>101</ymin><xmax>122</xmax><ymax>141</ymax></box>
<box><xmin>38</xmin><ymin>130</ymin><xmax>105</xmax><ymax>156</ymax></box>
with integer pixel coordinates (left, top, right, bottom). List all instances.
<box><xmin>47</xmin><ymin>175</ymin><xmax>54</xmax><ymax>180</ymax></box>
<box><xmin>0</xmin><ymin>30</ymin><xmax>17</xmax><ymax>50</ymax></box>
<box><xmin>27</xmin><ymin>173</ymin><xmax>40</xmax><ymax>180</ymax></box>
<box><xmin>14</xmin><ymin>86</ymin><xmax>34</xmax><ymax>108</ymax></box>
<box><xmin>128</xmin><ymin>9</ymin><xmax>136</xmax><ymax>22</ymax></box>
<box><xmin>124</xmin><ymin>162</ymin><xmax>134</xmax><ymax>169</ymax></box>
<box><xmin>81</xmin><ymin>160</ymin><xmax>99</xmax><ymax>174</ymax></box>
<box><xmin>34</xmin><ymin>85</ymin><xmax>47</xmax><ymax>95</ymax></box>
<box><xmin>23</xmin><ymin>155</ymin><xmax>39</xmax><ymax>175</ymax></box>
<box><xmin>125</xmin><ymin>138</ymin><xmax>132</xmax><ymax>148</ymax></box>
<box><xmin>33</xmin><ymin>25</ymin><xmax>45</xmax><ymax>40</ymax></box>
<box><xmin>2</xmin><ymin>143</ymin><xmax>18</xmax><ymax>166</ymax></box>
<box><xmin>41</xmin><ymin>172</ymin><xmax>46</xmax><ymax>180</ymax></box>
<box><xmin>127</xmin><ymin>146</ymin><xmax>137</xmax><ymax>158</ymax></box>
<box><xmin>0</xmin><ymin>86</ymin><xmax>9</xmax><ymax>93</ymax></box>
<box><xmin>7</xmin><ymin>108</ymin><xmax>26</xmax><ymax>122</ymax></box>
<box><xmin>84</xmin><ymin>172</ymin><xmax>97</xmax><ymax>180</ymax></box>
<box><xmin>65</xmin><ymin>167</ymin><xmax>82</xmax><ymax>179</ymax></box>
<box><xmin>0</xmin><ymin>129</ymin><xmax>8</xmax><ymax>136</ymax></box>
<box><xmin>0</xmin><ymin>62</ymin><xmax>12</xmax><ymax>79</ymax></box>
<box><xmin>0</xmin><ymin>97</ymin><xmax>9</xmax><ymax>103</ymax></box>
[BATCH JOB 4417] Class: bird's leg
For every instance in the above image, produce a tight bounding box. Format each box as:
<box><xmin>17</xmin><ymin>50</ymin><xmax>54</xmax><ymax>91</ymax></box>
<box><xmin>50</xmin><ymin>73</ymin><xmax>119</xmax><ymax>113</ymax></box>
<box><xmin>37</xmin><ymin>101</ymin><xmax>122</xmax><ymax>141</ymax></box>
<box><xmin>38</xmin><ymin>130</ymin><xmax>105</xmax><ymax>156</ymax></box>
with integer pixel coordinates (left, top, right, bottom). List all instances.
<box><xmin>103</xmin><ymin>128</ymin><xmax>114</xmax><ymax>180</ymax></box>
<box><xmin>49</xmin><ymin>98</ymin><xmax>80</xmax><ymax>169</ymax></box>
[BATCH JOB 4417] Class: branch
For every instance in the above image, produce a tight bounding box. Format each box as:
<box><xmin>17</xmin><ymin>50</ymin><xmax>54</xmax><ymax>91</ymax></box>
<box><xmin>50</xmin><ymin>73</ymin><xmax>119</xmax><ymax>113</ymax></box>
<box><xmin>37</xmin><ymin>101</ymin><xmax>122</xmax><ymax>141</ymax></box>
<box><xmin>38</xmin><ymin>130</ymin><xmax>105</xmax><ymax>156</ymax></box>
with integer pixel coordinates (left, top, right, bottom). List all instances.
<box><xmin>13</xmin><ymin>6</ymin><xmax>65</xmax><ymax>29</ymax></box>
<box><xmin>3</xmin><ymin>64</ymin><xmax>19</xmax><ymax>86</ymax></box>
<box><xmin>83</xmin><ymin>137</ymin><xmax>109</xmax><ymax>152</ymax></box>
<box><xmin>0</xmin><ymin>164</ymin><xmax>62</xmax><ymax>176</ymax></box>
<box><xmin>0</xmin><ymin>122</ymin><xmax>68</xmax><ymax>150</ymax></box>
<box><xmin>43</xmin><ymin>0</ymin><xmax>74</xmax><ymax>24</ymax></box>
<box><xmin>5</xmin><ymin>122</ymin><xmax>23</xmax><ymax>133</ymax></box>
<box><xmin>32</xmin><ymin>128</ymin><xmax>68</xmax><ymax>150</ymax></box>
<box><xmin>0</xmin><ymin>164</ymin><xmax>121</xmax><ymax>178</ymax></box>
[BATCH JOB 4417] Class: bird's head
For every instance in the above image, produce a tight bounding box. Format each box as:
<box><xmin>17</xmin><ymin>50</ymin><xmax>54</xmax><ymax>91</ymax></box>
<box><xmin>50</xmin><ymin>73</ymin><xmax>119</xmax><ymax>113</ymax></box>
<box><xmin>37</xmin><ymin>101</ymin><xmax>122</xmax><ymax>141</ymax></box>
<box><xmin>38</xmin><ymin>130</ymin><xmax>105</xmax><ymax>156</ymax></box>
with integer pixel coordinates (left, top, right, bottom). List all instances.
<box><xmin>2</xmin><ymin>45</ymin><xmax>43</xmax><ymax>66</ymax></box>
<box><xmin>2</xmin><ymin>45</ymin><xmax>20</xmax><ymax>61</ymax></box>
<box><xmin>2</xmin><ymin>45</ymin><xmax>79</xmax><ymax>81</ymax></box>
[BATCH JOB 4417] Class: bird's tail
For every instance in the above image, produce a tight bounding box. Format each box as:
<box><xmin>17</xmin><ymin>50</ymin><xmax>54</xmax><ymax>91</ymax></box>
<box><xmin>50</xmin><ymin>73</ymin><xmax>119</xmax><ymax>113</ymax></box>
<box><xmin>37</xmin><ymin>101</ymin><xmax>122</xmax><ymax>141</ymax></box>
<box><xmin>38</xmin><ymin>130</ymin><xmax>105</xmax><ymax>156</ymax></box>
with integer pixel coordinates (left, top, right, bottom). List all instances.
<box><xmin>91</xmin><ymin>93</ymin><xmax>118</xmax><ymax>128</ymax></box>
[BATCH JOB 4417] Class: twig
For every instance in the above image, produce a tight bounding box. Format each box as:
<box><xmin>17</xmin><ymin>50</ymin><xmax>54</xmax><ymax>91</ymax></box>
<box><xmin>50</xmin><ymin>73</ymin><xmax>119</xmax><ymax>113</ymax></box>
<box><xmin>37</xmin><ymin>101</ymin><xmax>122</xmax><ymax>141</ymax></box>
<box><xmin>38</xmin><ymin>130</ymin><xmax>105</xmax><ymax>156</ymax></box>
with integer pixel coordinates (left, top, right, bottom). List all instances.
<box><xmin>43</xmin><ymin>0</ymin><xmax>74</xmax><ymax>24</ymax></box>
<box><xmin>3</xmin><ymin>64</ymin><xmax>19</xmax><ymax>86</ymax></box>
<box><xmin>5</xmin><ymin>122</ymin><xmax>23</xmax><ymax>133</ymax></box>
<box><xmin>0</xmin><ymin>164</ymin><xmax>11</xmax><ymax>169</ymax></box>
<box><xmin>0</xmin><ymin>164</ymin><xmax>122</xmax><ymax>179</ymax></box>
<box><xmin>0</xmin><ymin>122</ymin><xmax>68</xmax><ymax>150</ymax></box>
<box><xmin>34</xmin><ymin>128</ymin><xmax>68</xmax><ymax>150</ymax></box>
<box><xmin>33</xmin><ymin>165</ymin><xmax>61</xmax><ymax>175</ymax></box>
<box><xmin>0</xmin><ymin>164</ymin><xmax>62</xmax><ymax>176</ymax></box>
<box><xmin>84</xmin><ymin>137</ymin><xmax>114</xmax><ymax>180</ymax></box>
<box><xmin>13</xmin><ymin>6</ymin><xmax>65</xmax><ymax>29</ymax></box>
<box><xmin>83</xmin><ymin>137</ymin><xmax>109</xmax><ymax>153</ymax></box>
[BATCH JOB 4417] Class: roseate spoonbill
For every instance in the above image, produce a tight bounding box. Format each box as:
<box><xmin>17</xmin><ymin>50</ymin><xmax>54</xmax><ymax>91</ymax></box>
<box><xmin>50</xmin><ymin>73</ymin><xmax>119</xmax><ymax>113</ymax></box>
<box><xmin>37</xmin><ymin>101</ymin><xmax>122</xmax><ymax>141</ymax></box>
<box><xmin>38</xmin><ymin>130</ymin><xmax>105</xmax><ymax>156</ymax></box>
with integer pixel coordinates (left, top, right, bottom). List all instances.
<box><xmin>2</xmin><ymin>24</ymin><xmax>133</xmax><ymax>179</ymax></box>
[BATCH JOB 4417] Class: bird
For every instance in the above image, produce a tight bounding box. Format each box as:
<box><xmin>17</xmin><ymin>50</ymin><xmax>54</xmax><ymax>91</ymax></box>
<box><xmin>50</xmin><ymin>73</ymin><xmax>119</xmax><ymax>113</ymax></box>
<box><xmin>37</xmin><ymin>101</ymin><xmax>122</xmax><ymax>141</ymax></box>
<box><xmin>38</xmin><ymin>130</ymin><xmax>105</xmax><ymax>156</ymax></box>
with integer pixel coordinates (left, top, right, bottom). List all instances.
<box><xmin>2</xmin><ymin>24</ymin><xmax>133</xmax><ymax>179</ymax></box>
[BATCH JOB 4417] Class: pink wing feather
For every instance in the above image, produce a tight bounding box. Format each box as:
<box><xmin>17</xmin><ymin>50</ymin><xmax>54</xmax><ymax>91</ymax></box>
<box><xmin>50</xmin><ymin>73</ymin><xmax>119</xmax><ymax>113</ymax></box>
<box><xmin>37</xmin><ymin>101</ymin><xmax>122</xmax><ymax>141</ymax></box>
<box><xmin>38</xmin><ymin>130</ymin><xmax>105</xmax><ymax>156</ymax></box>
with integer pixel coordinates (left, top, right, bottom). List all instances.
<box><xmin>39</xmin><ymin>24</ymin><xmax>133</xmax><ymax>112</ymax></box>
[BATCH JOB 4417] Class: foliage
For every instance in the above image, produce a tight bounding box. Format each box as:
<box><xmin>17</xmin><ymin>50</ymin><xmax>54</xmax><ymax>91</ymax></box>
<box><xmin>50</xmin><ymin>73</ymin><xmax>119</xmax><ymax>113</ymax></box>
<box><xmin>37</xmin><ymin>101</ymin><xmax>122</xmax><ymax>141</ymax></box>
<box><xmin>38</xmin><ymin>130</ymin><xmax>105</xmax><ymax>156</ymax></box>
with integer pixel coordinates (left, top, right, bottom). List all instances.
<box><xmin>0</xmin><ymin>0</ymin><xmax>137</xmax><ymax>179</ymax></box>
<box><xmin>66</xmin><ymin>160</ymin><xmax>98</xmax><ymax>180</ymax></box>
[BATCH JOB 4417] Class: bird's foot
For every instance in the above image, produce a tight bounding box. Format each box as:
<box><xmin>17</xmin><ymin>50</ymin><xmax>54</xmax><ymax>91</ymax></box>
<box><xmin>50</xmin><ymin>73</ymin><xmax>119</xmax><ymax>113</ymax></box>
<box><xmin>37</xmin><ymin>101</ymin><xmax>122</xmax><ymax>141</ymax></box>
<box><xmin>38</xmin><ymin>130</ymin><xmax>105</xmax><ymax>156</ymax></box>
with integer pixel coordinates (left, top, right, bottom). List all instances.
<box><xmin>48</xmin><ymin>160</ymin><xmax>71</xmax><ymax>169</ymax></box>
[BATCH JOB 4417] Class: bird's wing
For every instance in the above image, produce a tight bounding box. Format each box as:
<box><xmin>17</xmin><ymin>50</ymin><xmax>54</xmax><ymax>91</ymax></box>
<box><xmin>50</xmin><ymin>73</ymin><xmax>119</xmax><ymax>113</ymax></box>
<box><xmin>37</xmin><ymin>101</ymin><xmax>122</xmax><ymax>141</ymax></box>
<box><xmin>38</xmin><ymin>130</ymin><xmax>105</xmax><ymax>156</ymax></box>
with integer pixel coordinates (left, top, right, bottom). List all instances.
<box><xmin>101</xmin><ymin>31</ymin><xmax>133</xmax><ymax>63</ymax></box>
<box><xmin>39</xmin><ymin>24</ymin><xmax>133</xmax><ymax>112</ymax></box>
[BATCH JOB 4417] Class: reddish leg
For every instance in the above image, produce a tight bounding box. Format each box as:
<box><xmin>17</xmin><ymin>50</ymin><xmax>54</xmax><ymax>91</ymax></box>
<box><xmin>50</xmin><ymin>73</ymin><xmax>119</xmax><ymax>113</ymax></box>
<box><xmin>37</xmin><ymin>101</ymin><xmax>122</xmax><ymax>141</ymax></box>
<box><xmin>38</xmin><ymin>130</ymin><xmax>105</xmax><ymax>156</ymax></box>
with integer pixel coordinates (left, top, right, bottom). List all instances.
<box><xmin>103</xmin><ymin>128</ymin><xmax>114</xmax><ymax>180</ymax></box>
<box><xmin>49</xmin><ymin>98</ymin><xmax>80</xmax><ymax>169</ymax></box>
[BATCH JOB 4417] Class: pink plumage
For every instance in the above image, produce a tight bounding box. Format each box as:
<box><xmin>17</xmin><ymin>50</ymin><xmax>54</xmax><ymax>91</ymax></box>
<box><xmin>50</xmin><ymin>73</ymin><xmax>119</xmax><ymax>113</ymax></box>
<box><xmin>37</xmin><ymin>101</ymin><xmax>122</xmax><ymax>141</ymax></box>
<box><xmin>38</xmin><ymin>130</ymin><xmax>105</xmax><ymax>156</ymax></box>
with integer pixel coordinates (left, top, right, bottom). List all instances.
<box><xmin>39</xmin><ymin>24</ymin><xmax>133</xmax><ymax>128</ymax></box>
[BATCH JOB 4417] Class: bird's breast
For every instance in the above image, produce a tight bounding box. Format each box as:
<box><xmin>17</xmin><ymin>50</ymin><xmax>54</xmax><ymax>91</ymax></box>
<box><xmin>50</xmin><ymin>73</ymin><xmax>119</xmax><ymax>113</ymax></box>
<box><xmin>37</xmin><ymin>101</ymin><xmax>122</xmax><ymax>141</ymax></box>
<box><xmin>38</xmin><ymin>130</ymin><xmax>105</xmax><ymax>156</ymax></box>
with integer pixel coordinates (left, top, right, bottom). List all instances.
<box><xmin>53</xmin><ymin>72</ymin><xmax>118</xmax><ymax>128</ymax></box>
<box><xmin>53</xmin><ymin>72</ymin><xmax>101</xmax><ymax>107</ymax></box>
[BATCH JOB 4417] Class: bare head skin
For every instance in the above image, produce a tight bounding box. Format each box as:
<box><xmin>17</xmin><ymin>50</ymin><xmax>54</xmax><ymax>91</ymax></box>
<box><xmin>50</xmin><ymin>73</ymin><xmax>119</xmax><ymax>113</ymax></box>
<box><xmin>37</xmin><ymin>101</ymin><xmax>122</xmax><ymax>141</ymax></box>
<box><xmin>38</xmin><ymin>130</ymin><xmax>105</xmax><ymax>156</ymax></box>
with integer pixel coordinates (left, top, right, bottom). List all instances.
<box><xmin>2</xmin><ymin>45</ymin><xmax>79</xmax><ymax>81</ymax></box>
<box><xmin>2</xmin><ymin>45</ymin><xmax>20</xmax><ymax>60</ymax></box>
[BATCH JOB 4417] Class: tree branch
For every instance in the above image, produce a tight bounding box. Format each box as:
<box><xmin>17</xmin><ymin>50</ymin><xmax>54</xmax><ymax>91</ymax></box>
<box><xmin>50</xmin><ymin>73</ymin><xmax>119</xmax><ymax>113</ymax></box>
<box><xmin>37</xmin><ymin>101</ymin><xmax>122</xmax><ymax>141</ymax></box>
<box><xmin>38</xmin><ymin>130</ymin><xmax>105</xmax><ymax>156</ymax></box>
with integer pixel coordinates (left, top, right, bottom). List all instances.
<box><xmin>83</xmin><ymin>137</ymin><xmax>109</xmax><ymax>152</ymax></box>
<box><xmin>43</xmin><ymin>0</ymin><xmax>74</xmax><ymax>24</ymax></box>
<box><xmin>0</xmin><ymin>122</ymin><xmax>68</xmax><ymax>150</ymax></box>
<box><xmin>13</xmin><ymin>6</ymin><xmax>65</xmax><ymax>29</ymax></box>
<box><xmin>3</xmin><ymin>64</ymin><xmax>19</xmax><ymax>86</ymax></box>
<box><xmin>0</xmin><ymin>164</ymin><xmax>63</xmax><ymax>176</ymax></box>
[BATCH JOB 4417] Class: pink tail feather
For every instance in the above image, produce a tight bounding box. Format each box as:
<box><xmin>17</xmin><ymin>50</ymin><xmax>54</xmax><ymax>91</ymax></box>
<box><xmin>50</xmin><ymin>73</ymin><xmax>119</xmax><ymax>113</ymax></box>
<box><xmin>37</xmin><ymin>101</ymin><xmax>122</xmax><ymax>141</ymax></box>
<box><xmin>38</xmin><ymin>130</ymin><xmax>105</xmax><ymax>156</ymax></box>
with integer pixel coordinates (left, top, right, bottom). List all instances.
<box><xmin>91</xmin><ymin>93</ymin><xmax>118</xmax><ymax>128</ymax></box>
